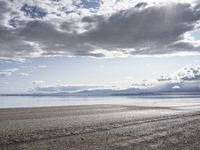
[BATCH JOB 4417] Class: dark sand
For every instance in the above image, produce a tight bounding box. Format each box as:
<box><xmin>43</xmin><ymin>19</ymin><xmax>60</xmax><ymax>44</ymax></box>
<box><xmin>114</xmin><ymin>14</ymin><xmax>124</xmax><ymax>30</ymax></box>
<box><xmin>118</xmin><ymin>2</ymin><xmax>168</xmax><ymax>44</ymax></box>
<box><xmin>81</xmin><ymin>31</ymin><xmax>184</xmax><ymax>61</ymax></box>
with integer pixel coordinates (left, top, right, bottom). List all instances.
<box><xmin>1</xmin><ymin>104</ymin><xmax>200</xmax><ymax>150</ymax></box>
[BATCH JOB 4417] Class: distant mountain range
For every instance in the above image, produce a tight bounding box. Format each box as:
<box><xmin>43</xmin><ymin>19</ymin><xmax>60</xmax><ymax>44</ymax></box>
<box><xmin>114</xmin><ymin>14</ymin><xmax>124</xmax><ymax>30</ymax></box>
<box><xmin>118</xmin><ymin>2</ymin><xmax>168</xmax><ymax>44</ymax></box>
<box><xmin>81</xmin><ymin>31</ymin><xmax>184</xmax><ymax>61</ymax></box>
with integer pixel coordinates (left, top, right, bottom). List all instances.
<box><xmin>1</xmin><ymin>84</ymin><xmax>200</xmax><ymax>97</ymax></box>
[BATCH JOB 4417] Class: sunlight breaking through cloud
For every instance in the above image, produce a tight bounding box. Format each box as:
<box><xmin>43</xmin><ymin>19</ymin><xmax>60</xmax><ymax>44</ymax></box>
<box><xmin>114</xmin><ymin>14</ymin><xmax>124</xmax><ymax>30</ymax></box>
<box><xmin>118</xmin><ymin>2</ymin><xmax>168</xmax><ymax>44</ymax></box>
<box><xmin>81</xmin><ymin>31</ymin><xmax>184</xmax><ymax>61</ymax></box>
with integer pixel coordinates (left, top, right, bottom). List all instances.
<box><xmin>0</xmin><ymin>0</ymin><xmax>200</xmax><ymax>58</ymax></box>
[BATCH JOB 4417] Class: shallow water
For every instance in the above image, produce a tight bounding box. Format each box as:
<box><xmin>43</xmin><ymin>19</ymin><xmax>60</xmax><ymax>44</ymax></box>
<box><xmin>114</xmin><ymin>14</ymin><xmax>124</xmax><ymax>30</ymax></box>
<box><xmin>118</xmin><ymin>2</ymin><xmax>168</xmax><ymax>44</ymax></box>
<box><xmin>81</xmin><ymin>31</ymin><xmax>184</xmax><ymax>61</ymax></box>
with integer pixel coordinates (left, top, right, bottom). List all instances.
<box><xmin>1</xmin><ymin>96</ymin><xmax>200</xmax><ymax>108</ymax></box>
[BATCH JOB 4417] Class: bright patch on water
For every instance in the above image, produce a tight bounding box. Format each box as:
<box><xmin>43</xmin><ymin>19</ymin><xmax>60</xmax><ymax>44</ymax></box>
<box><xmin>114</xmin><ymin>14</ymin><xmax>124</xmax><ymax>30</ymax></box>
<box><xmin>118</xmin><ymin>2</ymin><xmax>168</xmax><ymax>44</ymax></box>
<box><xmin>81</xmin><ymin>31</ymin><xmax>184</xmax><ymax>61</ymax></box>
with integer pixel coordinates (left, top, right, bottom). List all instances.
<box><xmin>1</xmin><ymin>96</ymin><xmax>200</xmax><ymax>109</ymax></box>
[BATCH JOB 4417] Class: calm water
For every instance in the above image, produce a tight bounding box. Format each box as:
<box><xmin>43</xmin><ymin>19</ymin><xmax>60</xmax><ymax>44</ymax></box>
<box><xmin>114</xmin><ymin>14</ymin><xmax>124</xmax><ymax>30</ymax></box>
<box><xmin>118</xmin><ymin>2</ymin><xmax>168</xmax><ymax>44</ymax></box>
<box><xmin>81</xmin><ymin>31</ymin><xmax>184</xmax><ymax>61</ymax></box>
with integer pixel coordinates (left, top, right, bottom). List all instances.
<box><xmin>1</xmin><ymin>96</ymin><xmax>200</xmax><ymax>108</ymax></box>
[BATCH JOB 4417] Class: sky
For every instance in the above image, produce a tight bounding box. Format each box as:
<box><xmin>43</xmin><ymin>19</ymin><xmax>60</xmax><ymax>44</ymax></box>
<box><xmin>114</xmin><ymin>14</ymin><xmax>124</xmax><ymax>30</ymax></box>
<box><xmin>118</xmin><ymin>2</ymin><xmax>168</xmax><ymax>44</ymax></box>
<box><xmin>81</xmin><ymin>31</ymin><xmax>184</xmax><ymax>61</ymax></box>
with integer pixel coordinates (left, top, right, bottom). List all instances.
<box><xmin>0</xmin><ymin>0</ymin><xmax>200</xmax><ymax>94</ymax></box>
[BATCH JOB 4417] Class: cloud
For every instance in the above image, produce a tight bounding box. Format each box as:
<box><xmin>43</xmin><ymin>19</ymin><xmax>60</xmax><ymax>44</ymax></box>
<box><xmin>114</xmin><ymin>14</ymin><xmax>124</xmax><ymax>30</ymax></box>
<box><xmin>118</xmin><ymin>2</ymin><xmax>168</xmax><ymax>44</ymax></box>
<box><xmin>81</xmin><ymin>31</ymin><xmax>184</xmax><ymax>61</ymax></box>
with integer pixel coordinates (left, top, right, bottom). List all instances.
<box><xmin>9</xmin><ymin>65</ymin><xmax>200</xmax><ymax>95</ymax></box>
<box><xmin>0</xmin><ymin>68</ymin><xmax>19</xmax><ymax>77</ymax></box>
<box><xmin>0</xmin><ymin>57</ymin><xmax>26</xmax><ymax>63</ymax></box>
<box><xmin>17</xmin><ymin>72</ymin><xmax>29</xmax><ymax>77</ymax></box>
<box><xmin>0</xmin><ymin>82</ymin><xmax>8</xmax><ymax>85</ymax></box>
<box><xmin>0</xmin><ymin>1</ymin><xmax>200</xmax><ymax>58</ymax></box>
<box><xmin>172</xmin><ymin>85</ymin><xmax>180</xmax><ymax>89</ymax></box>
<box><xmin>157</xmin><ymin>66</ymin><xmax>200</xmax><ymax>82</ymax></box>
<box><xmin>32</xmin><ymin>85</ymin><xmax>101</xmax><ymax>93</ymax></box>
<box><xmin>174</xmin><ymin>66</ymin><xmax>200</xmax><ymax>81</ymax></box>
<box><xmin>20</xmin><ymin>4</ymin><xmax>47</xmax><ymax>19</ymax></box>
<box><xmin>38</xmin><ymin>65</ymin><xmax>47</xmax><ymax>68</ymax></box>
<box><xmin>32</xmin><ymin>80</ymin><xmax>45</xmax><ymax>85</ymax></box>
<box><xmin>83</xmin><ymin>2</ymin><xmax>200</xmax><ymax>56</ymax></box>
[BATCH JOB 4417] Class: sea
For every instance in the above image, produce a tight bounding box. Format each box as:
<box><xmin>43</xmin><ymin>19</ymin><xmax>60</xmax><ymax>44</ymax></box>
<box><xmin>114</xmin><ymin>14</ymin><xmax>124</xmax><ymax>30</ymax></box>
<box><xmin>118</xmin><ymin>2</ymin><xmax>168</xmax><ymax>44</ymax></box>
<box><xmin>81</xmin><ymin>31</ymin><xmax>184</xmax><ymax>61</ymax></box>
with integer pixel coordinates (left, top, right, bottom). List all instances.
<box><xmin>1</xmin><ymin>95</ymin><xmax>200</xmax><ymax>108</ymax></box>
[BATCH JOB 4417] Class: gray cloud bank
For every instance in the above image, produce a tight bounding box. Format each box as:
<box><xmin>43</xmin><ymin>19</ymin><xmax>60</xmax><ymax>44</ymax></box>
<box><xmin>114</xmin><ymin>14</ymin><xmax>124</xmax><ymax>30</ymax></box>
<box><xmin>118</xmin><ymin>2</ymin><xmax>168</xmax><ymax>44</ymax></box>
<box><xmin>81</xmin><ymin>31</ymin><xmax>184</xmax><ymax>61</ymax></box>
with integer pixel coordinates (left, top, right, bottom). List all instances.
<box><xmin>1</xmin><ymin>1</ymin><xmax>200</xmax><ymax>58</ymax></box>
<box><xmin>31</xmin><ymin>85</ymin><xmax>101</xmax><ymax>93</ymax></box>
<box><xmin>24</xmin><ymin>66</ymin><xmax>200</xmax><ymax>96</ymax></box>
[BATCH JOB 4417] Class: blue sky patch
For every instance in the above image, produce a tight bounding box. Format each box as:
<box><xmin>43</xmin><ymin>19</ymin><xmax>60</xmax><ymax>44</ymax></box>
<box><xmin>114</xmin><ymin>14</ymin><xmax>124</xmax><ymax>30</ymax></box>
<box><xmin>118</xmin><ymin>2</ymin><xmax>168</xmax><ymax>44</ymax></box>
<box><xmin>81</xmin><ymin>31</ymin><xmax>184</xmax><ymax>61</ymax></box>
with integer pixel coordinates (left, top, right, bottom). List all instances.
<box><xmin>78</xmin><ymin>0</ymin><xmax>101</xmax><ymax>9</ymax></box>
<box><xmin>21</xmin><ymin>4</ymin><xmax>47</xmax><ymax>18</ymax></box>
<box><xmin>9</xmin><ymin>18</ymin><xmax>18</xmax><ymax>27</ymax></box>
<box><xmin>191</xmin><ymin>30</ymin><xmax>200</xmax><ymax>40</ymax></box>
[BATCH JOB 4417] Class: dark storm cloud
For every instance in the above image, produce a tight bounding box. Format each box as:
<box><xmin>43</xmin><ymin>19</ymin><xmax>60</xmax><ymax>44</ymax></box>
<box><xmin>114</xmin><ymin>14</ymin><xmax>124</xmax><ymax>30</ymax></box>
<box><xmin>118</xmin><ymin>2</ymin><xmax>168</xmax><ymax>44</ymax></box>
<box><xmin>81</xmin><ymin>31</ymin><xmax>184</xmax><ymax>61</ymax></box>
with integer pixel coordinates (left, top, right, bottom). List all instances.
<box><xmin>135</xmin><ymin>2</ymin><xmax>148</xmax><ymax>8</ymax></box>
<box><xmin>1</xmin><ymin>1</ymin><xmax>200</xmax><ymax>58</ymax></box>
<box><xmin>82</xmin><ymin>2</ymin><xmax>200</xmax><ymax>54</ymax></box>
<box><xmin>17</xmin><ymin>20</ymin><xmax>103</xmax><ymax>57</ymax></box>
<box><xmin>0</xmin><ymin>26</ymin><xmax>37</xmax><ymax>57</ymax></box>
<box><xmin>0</xmin><ymin>1</ymin><xmax>12</xmax><ymax>23</ymax></box>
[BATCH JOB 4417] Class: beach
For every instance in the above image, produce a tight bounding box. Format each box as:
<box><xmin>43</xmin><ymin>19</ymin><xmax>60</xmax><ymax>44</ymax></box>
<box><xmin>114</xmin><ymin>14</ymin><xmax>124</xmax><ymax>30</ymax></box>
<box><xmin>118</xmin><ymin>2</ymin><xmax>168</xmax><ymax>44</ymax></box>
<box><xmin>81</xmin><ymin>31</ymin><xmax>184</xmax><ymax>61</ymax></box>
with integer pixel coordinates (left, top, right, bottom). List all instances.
<box><xmin>1</xmin><ymin>103</ymin><xmax>200</xmax><ymax>150</ymax></box>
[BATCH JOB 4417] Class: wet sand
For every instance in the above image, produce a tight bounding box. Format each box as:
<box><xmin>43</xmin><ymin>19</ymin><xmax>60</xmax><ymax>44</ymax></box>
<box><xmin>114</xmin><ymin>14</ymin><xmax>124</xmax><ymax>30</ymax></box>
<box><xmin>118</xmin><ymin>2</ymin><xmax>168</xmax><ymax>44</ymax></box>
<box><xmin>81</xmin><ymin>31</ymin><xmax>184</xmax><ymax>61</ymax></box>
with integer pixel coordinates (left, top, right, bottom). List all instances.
<box><xmin>1</xmin><ymin>104</ymin><xmax>200</xmax><ymax>150</ymax></box>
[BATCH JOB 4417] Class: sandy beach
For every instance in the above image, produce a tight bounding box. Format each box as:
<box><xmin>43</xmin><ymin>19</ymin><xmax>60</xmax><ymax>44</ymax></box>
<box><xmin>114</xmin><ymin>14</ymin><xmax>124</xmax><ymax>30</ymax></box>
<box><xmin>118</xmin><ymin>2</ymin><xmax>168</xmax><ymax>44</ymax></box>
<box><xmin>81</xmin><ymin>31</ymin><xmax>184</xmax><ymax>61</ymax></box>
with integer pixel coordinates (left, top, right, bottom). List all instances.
<box><xmin>1</xmin><ymin>103</ymin><xmax>200</xmax><ymax>150</ymax></box>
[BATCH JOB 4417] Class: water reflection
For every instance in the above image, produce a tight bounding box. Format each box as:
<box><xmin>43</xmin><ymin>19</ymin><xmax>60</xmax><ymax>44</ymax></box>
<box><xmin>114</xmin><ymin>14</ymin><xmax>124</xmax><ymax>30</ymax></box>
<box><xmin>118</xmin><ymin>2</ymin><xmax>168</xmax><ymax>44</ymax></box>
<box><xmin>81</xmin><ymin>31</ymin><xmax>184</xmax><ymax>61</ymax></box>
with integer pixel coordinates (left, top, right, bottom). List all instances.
<box><xmin>0</xmin><ymin>96</ymin><xmax>200</xmax><ymax>108</ymax></box>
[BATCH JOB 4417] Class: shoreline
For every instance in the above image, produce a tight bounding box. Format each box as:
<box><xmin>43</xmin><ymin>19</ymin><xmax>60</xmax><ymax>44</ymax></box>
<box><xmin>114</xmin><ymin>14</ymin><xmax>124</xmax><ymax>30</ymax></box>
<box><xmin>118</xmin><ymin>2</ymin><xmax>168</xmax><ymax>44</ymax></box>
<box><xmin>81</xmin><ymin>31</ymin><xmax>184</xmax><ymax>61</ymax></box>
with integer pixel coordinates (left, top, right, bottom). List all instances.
<box><xmin>1</xmin><ymin>104</ymin><xmax>200</xmax><ymax>149</ymax></box>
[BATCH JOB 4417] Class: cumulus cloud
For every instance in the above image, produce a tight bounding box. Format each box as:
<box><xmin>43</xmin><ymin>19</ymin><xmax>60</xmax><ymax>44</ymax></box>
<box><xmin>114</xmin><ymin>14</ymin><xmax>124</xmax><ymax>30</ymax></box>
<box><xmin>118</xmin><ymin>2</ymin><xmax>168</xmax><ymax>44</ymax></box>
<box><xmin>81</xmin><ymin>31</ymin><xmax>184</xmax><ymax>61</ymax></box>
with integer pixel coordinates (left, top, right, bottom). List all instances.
<box><xmin>86</xmin><ymin>65</ymin><xmax>200</xmax><ymax>94</ymax></box>
<box><xmin>12</xmin><ymin>65</ymin><xmax>200</xmax><ymax>94</ymax></box>
<box><xmin>0</xmin><ymin>68</ymin><xmax>19</xmax><ymax>77</ymax></box>
<box><xmin>0</xmin><ymin>0</ymin><xmax>200</xmax><ymax>58</ymax></box>
<box><xmin>172</xmin><ymin>85</ymin><xmax>180</xmax><ymax>89</ymax></box>
<box><xmin>157</xmin><ymin>66</ymin><xmax>200</xmax><ymax>82</ymax></box>
<box><xmin>17</xmin><ymin>72</ymin><xmax>29</xmax><ymax>77</ymax></box>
